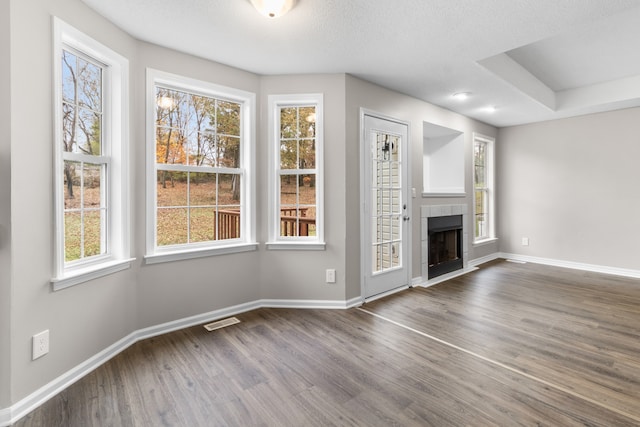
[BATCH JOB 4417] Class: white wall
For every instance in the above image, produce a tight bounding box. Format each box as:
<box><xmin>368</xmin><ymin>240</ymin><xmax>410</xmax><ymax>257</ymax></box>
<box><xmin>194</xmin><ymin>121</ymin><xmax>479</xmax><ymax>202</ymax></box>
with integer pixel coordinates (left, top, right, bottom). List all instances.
<box><xmin>0</xmin><ymin>0</ymin><xmax>12</xmax><ymax>410</ymax></box>
<box><xmin>345</xmin><ymin>76</ymin><xmax>498</xmax><ymax>298</ymax></box>
<box><xmin>423</xmin><ymin>132</ymin><xmax>465</xmax><ymax>195</ymax></box>
<box><xmin>497</xmin><ymin>107</ymin><xmax>640</xmax><ymax>270</ymax></box>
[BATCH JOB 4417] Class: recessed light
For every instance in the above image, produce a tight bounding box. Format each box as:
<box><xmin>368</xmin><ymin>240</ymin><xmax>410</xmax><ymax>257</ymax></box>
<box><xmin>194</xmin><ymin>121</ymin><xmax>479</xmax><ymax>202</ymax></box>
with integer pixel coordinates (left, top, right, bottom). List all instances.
<box><xmin>452</xmin><ymin>92</ymin><xmax>471</xmax><ymax>100</ymax></box>
<box><xmin>484</xmin><ymin>106</ymin><xmax>498</xmax><ymax>113</ymax></box>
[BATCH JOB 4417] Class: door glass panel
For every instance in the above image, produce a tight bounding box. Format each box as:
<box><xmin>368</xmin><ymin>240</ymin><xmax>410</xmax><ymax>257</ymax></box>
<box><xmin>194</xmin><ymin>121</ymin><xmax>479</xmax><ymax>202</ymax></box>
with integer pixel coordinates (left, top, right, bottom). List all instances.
<box><xmin>371</xmin><ymin>130</ymin><xmax>403</xmax><ymax>275</ymax></box>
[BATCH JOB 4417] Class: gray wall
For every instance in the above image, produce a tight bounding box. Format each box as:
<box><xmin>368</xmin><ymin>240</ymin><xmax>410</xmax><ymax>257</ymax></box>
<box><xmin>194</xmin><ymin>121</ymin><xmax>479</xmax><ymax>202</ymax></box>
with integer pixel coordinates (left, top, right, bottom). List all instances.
<box><xmin>1</xmin><ymin>0</ymin><xmax>12</xmax><ymax>410</ymax></box>
<box><xmin>259</xmin><ymin>75</ymin><xmax>348</xmax><ymax>301</ymax></box>
<box><xmin>7</xmin><ymin>0</ymin><xmax>639</xmax><ymax>414</ymax></box>
<box><xmin>8</xmin><ymin>0</ymin><xmax>139</xmax><ymax>403</ymax></box>
<box><xmin>134</xmin><ymin>42</ymin><xmax>263</xmax><ymax>330</ymax></box>
<box><xmin>497</xmin><ymin>107</ymin><xmax>640</xmax><ymax>269</ymax></box>
<box><xmin>5</xmin><ymin>0</ymin><xmax>353</xmax><ymax>406</ymax></box>
<box><xmin>5</xmin><ymin>0</ymin><xmax>499</xmax><ymax>410</ymax></box>
<box><xmin>345</xmin><ymin>76</ymin><xmax>498</xmax><ymax>299</ymax></box>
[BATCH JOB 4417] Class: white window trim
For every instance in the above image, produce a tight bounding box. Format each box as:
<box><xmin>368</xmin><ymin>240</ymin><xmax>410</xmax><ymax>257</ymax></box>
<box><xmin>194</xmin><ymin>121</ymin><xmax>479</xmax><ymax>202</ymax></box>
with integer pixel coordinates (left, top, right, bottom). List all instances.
<box><xmin>266</xmin><ymin>94</ymin><xmax>325</xmax><ymax>250</ymax></box>
<box><xmin>51</xmin><ymin>18</ymin><xmax>132</xmax><ymax>290</ymax></box>
<box><xmin>145</xmin><ymin>69</ymin><xmax>257</xmax><ymax>263</ymax></box>
<box><xmin>472</xmin><ymin>133</ymin><xmax>496</xmax><ymax>244</ymax></box>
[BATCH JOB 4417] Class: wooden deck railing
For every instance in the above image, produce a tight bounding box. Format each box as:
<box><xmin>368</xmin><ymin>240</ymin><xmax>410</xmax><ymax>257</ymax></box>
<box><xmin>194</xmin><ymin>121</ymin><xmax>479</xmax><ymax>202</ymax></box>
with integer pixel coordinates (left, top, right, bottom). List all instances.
<box><xmin>217</xmin><ymin>208</ymin><xmax>314</xmax><ymax>239</ymax></box>
<box><xmin>217</xmin><ymin>209</ymin><xmax>241</xmax><ymax>240</ymax></box>
<box><xmin>280</xmin><ymin>207</ymin><xmax>308</xmax><ymax>217</ymax></box>
<box><xmin>279</xmin><ymin>215</ymin><xmax>315</xmax><ymax>237</ymax></box>
<box><xmin>279</xmin><ymin>207</ymin><xmax>314</xmax><ymax>237</ymax></box>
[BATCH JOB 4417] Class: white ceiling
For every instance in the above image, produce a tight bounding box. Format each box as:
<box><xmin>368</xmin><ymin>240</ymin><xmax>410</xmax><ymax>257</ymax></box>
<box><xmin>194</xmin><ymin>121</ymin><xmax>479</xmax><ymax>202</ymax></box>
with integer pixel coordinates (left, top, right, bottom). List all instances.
<box><xmin>81</xmin><ymin>0</ymin><xmax>640</xmax><ymax>127</ymax></box>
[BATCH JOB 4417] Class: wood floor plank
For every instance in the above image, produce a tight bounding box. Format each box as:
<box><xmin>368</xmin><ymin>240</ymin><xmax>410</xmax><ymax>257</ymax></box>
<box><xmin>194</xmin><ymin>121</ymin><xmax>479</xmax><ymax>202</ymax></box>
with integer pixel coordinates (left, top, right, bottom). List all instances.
<box><xmin>15</xmin><ymin>260</ymin><xmax>640</xmax><ymax>426</ymax></box>
<box><xmin>365</xmin><ymin>259</ymin><xmax>640</xmax><ymax>424</ymax></box>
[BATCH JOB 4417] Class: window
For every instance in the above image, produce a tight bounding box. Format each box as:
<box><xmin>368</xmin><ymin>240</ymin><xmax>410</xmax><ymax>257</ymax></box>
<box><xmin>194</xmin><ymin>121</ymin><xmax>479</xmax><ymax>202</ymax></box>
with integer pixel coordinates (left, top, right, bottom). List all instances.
<box><xmin>473</xmin><ymin>133</ymin><xmax>495</xmax><ymax>243</ymax></box>
<box><xmin>146</xmin><ymin>70</ymin><xmax>256</xmax><ymax>263</ymax></box>
<box><xmin>267</xmin><ymin>94</ymin><xmax>324</xmax><ymax>250</ymax></box>
<box><xmin>52</xmin><ymin>18</ymin><xmax>131</xmax><ymax>290</ymax></box>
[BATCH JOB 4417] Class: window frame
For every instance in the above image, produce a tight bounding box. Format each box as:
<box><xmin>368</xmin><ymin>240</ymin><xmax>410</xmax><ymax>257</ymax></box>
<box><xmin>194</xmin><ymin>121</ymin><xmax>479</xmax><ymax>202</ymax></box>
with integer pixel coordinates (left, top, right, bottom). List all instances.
<box><xmin>472</xmin><ymin>133</ymin><xmax>496</xmax><ymax>245</ymax></box>
<box><xmin>145</xmin><ymin>69</ymin><xmax>257</xmax><ymax>264</ymax></box>
<box><xmin>267</xmin><ymin>94</ymin><xmax>325</xmax><ymax>250</ymax></box>
<box><xmin>51</xmin><ymin>18</ymin><xmax>132</xmax><ymax>290</ymax></box>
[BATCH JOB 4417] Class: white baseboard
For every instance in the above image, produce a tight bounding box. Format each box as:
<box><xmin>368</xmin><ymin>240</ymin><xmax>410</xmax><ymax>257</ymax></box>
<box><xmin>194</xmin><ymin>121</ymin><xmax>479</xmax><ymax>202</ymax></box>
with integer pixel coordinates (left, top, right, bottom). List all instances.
<box><xmin>345</xmin><ymin>296</ymin><xmax>364</xmax><ymax>308</ymax></box>
<box><xmin>499</xmin><ymin>252</ymin><xmax>640</xmax><ymax>279</ymax></box>
<box><xmin>468</xmin><ymin>252</ymin><xmax>502</xmax><ymax>267</ymax></box>
<box><xmin>259</xmin><ymin>298</ymin><xmax>360</xmax><ymax>310</ymax></box>
<box><xmin>135</xmin><ymin>300</ymin><xmax>262</xmax><ymax>342</ymax></box>
<box><xmin>1</xmin><ymin>297</ymin><xmax>367</xmax><ymax>426</ymax></box>
<box><xmin>409</xmin><ymin>249</ymin><xmax>640</xmax><ymax>288</ymax></box>
<box><xmin>6</xmin><ymin>331</ymin><xmax>138</xmax><ymax>426</ymax></box>
<box><xmin>8</xmin><ymin>250</ymin><xmax>637</xmax><ymax>426</ymax></box>
<box><xmin>469</xmin><ymin>251</ymin><xmax>640</xmax><ymax>279</ymax></box>
<box><xmin>0</xmin><ymin>408</ymin><xmax>9</xmax><ymax>427</ymax></box>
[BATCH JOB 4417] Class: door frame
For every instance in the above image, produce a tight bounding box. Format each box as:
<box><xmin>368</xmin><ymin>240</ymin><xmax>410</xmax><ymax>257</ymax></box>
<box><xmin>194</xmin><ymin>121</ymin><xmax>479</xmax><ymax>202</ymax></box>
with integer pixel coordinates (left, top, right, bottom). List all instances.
<box><xmin>359</xmin><ymin>108</ymin><xmax>412</xmax><ymax>301</ymax></box>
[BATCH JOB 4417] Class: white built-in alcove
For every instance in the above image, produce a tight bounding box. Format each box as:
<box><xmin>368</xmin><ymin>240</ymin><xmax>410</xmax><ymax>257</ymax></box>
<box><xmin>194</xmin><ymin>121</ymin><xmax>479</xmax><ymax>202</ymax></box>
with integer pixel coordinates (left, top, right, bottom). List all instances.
<box><xmin>422</xmin><ymin>122</ymin><xmax>465</xmax><ymax>197</ymax></box>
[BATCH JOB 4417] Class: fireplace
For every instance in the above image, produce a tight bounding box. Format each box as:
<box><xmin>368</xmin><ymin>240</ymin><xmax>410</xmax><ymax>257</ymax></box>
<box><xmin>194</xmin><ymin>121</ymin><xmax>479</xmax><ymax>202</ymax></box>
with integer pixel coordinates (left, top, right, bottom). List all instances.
<box><xmin>428</xmin><ymin>214</ymin><xmax>463</xmax><ymax>279</ymax></box>
<box><xmin>421</xmin><ymin>204</ymin><xmax>469</xmax><ymax>283</ymax></box>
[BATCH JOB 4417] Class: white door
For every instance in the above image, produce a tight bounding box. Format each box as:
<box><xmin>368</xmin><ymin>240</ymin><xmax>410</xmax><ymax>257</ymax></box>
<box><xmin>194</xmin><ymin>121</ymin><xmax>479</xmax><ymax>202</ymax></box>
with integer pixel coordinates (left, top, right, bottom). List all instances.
<box><xmin>361</xmin><ymin>112</ymin><xmax>410</xmax><ymax>299</ymax></box>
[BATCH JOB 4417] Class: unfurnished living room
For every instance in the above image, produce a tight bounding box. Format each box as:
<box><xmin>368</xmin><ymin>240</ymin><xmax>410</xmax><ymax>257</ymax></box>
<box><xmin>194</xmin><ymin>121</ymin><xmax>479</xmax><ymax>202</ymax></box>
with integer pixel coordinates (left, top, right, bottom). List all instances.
<box><xmin>1</xmin><ymin>0</ymin><xmax>640</xmax><ymax>426</ymax></box>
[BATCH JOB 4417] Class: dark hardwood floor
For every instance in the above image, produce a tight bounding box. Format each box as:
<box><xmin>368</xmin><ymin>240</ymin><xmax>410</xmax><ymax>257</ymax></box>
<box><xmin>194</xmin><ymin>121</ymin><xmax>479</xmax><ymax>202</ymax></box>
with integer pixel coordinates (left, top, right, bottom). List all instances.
<box><xmin>15</xmin><ymin>260</ymin><xmax>640</xmax><ymax>426</ymax></box>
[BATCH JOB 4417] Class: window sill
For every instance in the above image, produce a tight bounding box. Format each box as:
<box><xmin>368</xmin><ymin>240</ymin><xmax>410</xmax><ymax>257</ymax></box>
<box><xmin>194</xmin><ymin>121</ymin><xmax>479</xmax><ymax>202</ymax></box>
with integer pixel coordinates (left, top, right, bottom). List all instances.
<box><xmin>473</xmin><ymin>237</ymin><xmax>498</xmax><ymax>247</ymax></box>
<box><xmin>51</xmin><ymin>258</ymin><xmax>135</xmax><ymax>291</ymax></box>
<box><xmin>145</xmin><ymin>242</ymin><xmax>258</xmax><ymax>265</ymax></box>
<box><xmin>266</xmin><ymin>241</ymin><xmax>326</xmax><ymax>251</ymax></box>
<box><xmin>422</xmin><ymin>192</ymin><xmax>466</xmax><ymax>198</ymax></box>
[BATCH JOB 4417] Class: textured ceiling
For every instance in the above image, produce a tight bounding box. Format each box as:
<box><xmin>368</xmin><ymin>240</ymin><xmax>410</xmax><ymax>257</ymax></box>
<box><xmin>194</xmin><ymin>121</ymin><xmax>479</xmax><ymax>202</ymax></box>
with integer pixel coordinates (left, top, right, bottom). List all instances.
<box><xmin>81</xmin><ymin>0</ymin><xmax>640</xmax><ymax>127</ymax></box>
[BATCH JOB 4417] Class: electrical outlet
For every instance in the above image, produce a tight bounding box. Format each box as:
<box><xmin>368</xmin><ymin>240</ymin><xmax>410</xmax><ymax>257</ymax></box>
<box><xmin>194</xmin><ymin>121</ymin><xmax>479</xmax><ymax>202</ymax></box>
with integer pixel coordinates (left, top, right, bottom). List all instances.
<box><xmin>32</xmin><ymin>330</ymin><xmax>49</xmax><ymax>360</ymax></box>
<box><xmin>326</xmin><ymin>269</ymin><xmax>336</xmax><ymax>283</ymax></box>
<box><xmin>522</xmin><ymin>237</ymin><xmax>530</xmax><ymax>246</ymax></box>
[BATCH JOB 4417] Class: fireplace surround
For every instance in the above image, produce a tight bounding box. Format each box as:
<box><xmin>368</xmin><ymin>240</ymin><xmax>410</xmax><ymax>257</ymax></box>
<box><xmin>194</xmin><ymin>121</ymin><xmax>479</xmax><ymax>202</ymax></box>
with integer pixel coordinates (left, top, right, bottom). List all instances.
<box><xmin>421</xmin><ymin>204</ymin><xmax>469</xmax><ymax>282</ymax></box>
<box><xmin>428</xmin><ymin>214</ymin><xmax>463</xmax><ymax>278</ymax></box>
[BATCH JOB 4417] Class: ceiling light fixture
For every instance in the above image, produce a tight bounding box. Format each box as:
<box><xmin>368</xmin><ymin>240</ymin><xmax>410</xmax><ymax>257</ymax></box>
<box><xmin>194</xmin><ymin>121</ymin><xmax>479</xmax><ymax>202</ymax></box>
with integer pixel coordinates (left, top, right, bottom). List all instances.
<box><xmin>452</xmin><ymin>92</ymin><xmax>471</xmax><ymax>100</ymax></box>
<box><xmin>484</xmin><ymin>106</ymin><xmax>498</xmax><ymax>113</ymax></box>
<box><xmin>250</xmin><ymin>0</ymin><xmax>297</xmax><ymax>18</ymax></box>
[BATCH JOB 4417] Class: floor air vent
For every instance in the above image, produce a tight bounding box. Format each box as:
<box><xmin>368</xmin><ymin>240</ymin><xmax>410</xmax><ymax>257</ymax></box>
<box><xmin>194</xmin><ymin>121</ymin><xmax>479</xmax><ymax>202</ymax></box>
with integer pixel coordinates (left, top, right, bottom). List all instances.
<box><xmin>203</xmin><ymin>317</ymin><xmax>241</xmax><ymax>332</ymax></box>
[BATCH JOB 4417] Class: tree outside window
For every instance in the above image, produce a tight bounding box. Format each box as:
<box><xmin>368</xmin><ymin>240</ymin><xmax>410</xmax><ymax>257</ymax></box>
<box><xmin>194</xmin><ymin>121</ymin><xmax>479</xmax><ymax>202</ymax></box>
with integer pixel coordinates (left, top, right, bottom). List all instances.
<box><xmin>278</xmin><ymin>105</ymin><xmax>317</xmax><ymax>237</ymax></box>
<box><xmin>267</xmin><ymin>93</ymin><xmax>324</xmax><ymax>249</ymax></box>
<box><xmin>473</xmin><ymin>134</ymin><xmax>494</xmax><ymax>242</ymax></box>
<box><xmin>53</xmin><ymin>18</ymin><xmax>131</xmax><ymax>290</ymax></box>
<box><xmin>154</xmin><ymin>86</ymin><xmax>243</xmax><ymax>246</ymax></box>
<box><xmin>61</xmin><ymin>49</ymin><xmax>106</xmax><ymax>262</ymax></box>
